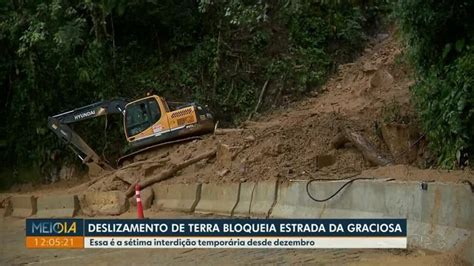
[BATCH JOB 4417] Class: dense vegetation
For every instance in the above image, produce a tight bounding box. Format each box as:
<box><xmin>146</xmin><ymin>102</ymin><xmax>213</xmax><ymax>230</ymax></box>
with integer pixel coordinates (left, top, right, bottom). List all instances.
<box><xmin>395</xmin><ymin>0</ymin><xmax>474</xmax><ymax>167</ymax></box>
<box><xmin>3</xmin><ymin>0</ymin><xmax>472</xmax><ymax>186</ymax></box>
<box><xmin>1</xmin><ymin>0</ymin><xmax>387</xmax><ymax>186</ymax></box>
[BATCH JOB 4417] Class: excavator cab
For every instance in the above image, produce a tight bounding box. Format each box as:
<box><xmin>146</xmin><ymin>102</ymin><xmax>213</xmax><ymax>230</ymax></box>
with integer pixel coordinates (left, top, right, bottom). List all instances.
<box><xmin>125</xmin><ymin>97</ymin><xmax>162</xmax><ymax>137</ymax></box>
<box><xmin>123</xmin><ymin>95</ymin><xmax>214</xmax><ymax>150</ymax></box>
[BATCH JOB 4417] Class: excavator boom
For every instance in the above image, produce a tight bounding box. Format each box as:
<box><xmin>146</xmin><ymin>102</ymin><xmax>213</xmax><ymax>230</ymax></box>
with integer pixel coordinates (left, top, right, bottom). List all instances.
<box><xmin>47</xmin><ymin>99</ymin><xmax>128</xmax><ymax>170</ymax></box>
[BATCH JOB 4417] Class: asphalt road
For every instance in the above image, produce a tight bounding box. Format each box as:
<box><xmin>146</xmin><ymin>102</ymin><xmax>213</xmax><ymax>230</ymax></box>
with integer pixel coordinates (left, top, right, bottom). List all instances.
<box><xmin>0</xmin><ymin>211</ymin><xmax>467</xmax><ymax>266</ymax></box>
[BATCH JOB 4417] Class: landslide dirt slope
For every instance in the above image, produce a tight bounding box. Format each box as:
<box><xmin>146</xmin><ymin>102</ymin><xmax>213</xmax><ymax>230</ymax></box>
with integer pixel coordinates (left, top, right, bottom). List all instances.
<box><xmin>72</xmin><ymin>32</ymin><xmax>473</xmax><ymax>194</ymax></box>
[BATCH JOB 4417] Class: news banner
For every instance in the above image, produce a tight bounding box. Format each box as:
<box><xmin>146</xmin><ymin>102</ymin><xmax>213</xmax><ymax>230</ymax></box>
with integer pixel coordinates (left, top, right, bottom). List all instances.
<box><xmin>26</xmin><ymin>219</ymin><xmax>407</xmax><ymax>249</ymax></box>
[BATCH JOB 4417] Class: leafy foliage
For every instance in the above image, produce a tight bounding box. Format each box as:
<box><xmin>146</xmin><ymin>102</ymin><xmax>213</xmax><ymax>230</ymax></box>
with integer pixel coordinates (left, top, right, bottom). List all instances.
<box><xmin>395</xmin><ymin>0</ymin><xmax>474</xmax><ymax>167</ymax></box>
<box><xmin>0</xmin><ymin>0</ymin><xmax>387</xmax><ymax>184</ymax></box>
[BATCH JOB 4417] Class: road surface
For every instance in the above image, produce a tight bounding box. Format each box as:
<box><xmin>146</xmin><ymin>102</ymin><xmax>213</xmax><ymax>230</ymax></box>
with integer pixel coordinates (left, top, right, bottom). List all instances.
<box><xmin>0</xmin><ymin>211</ymin><xmax>467</xmax><ymax>265</ymax></box>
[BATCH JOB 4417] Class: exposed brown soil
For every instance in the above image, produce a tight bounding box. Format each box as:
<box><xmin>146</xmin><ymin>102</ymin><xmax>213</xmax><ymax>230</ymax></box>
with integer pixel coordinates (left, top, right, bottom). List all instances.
<box><xmin>10</xmin><ymin>31</ymin><xmax>473</xmax><ymax>196</ymax></box>
<box><xmin>79</xmin><ymin>31</ymin><xmax>471</xmax><ymax>194</ymax></box>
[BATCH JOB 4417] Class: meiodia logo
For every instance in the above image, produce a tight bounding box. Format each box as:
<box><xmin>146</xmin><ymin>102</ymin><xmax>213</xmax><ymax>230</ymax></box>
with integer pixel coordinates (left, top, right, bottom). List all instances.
<box><xmin>26</xmin><ymin>219</ymin><xmax>83</xmax><ymax>236</ymax></box>
<box><xmin>32</xmin><ymin>221</ymin><xmax>77</xmax><ymax>234</ymax></box>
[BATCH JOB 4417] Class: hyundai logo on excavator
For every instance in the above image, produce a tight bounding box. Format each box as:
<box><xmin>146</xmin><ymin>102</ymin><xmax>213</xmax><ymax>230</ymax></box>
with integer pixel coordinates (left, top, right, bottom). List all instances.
<box><xmin>74</xmin><ymin>110</ymin><xmax>96</xmax><ymax>120</ymax></box>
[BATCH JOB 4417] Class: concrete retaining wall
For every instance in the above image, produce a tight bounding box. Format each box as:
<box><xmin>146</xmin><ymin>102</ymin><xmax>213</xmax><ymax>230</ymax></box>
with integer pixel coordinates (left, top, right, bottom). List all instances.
<box><xmin>36</xmin><ymin>195</ymin><xmax>79</xmax><ymax>218</ymax></box>
<box><xmin>271</xmin><ymin>180</ymin><xmax>473</xmax><ymax>259</ymax></box>
<box><xmin>233</xmin><ymin>180</ymin><xmax>277</xmax><ymax>217</ymax></box>
<box><xmin>0</xmin><ymin>194</ymin><xmax>12</xmax><ymax>217</ymax></box>
<box><xmin>0</xmin><ymin>194</ymin><xmax>11</xmax><ymax>208</ymax></box>
<box><xmin>10</xmin><ymin>195</ymin><xmax>37</xmax><ymax>218</ymax></box>
<box><xmin>4</xmin><ymin>178</ymin><xmax>472</xmax><ymax>263</ymax></box>
<box><xmin>153</xmin><ymin>183</ymin><xmax>201</xmax><ymax>212</ymax></box>
<box><xmin>80</xmin><ymin>191</ymin><xmax>129</xmax><ymax>216</ymax></box>
<box><xmin>195</xmin><ymin>183</ymin><xmax>240</xmax><ymax>216</ymax></box>
<box><xmin>130</xmin><ymin>187</ymin><xmax>154</xmax><ymax>210</ymax></box>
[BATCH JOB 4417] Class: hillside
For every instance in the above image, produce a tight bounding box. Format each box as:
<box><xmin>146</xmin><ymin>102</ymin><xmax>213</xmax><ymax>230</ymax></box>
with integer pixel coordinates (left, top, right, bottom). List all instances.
<box><xmin>65</xmin><ymin>32</ymin><xmax>470</xmax><ymax>195</ymax></box>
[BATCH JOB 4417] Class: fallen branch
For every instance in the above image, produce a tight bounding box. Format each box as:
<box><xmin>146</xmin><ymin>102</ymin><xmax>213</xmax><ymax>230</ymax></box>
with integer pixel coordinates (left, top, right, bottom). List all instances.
<box><xmin>125</xmin><ymin>149</ymin><xmax>217</xmax><ymax>197</ymax></box>
<box><xmin>241</xmin><ymin>120</ymin><xmax>260</xmax><ymax>128</ymax></box>
<box><xmin>214</xmin><ymin>120</ymin><xmax>244</xmax><ymax>135</ymax></box>
<box><xmin>114</xmin><ymin>174</ymin><xmax>129</xmax><ymax>184</ymax></box>
<box><xmin>231</xmin><ymin>146</ymin><xmax>246</xmax><ymax>160</ymax></box>
<box><xmin>248</xmin><ymin>79</ymin><xmax>270</xmax><ymax>120</ymax></box>
<box><xmin>86</xmin><ymin>171</ymin><xmax>114</xmax><ymax>187</ymax></box>
<box><xmin>332</xmin><ymin>128</ymin><xmax>392</xmax><ymax>166</ymax></box>
<box><xmin>214</xmin><ymin>128</ymin><xmax>244</xmax><ymax>135</ymax></box>
<box><xmin>67</xmin><ymin>171</ymin><xmax>113</xmax><ymax>194</ymax></box>
<box><xmin>120</xmin><ymin>157</ymin><xmax>170</xmax><ymax>171</ymax></box>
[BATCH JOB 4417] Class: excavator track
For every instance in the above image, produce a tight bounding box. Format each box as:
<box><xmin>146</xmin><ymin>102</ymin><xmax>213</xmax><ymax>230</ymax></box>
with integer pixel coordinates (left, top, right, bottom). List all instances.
<box><xmin>116</xmin><ymin>136</ymin><xmax>201</xmax><ymax>167</ymax></box>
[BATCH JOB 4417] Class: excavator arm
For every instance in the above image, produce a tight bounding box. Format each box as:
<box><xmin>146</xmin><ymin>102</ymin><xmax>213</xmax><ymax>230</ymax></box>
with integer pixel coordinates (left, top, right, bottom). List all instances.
<box><xmin>47</xmin><ymin>99</ymin><xmax>128</xmax><ymax>170</ymax></box>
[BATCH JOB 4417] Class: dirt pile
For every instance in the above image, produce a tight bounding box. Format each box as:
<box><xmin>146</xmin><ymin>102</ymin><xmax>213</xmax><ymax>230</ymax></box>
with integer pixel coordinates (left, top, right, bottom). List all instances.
<box><xmin>80</xmin><ymin>32</ymin><xmax>472</xmax><ymax>194</ymax></box>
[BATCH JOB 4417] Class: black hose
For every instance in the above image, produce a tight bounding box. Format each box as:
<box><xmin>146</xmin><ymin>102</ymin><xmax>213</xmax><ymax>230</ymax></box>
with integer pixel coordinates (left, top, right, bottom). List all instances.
<box><xmin>462</xmin><ymin>180</ymin><xmax>473</xmax><ymax>193</ymax></box>
<box><xmin>306</xmin><ymin>177</ymin><xmax>374</xmax><ymax>202</ymax></box>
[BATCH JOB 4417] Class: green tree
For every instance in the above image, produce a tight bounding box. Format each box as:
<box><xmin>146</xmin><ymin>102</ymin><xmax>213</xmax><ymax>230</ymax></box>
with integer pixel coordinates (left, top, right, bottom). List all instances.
<box><xmin>395</xmin><ymin>0</ymin><xmax>474</xmax><ymax>167</ymax></box>
<box><xmin>0</xmin><ymin>0</ymin><xmax>388</xmax><ymax>186</ymax></box>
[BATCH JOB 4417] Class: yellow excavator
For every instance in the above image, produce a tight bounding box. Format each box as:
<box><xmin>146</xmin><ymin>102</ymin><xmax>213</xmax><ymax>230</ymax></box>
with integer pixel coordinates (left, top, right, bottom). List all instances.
<box><xmin>48</xmin><ymin>95</ymin><xmax>214</xmax><ymax>170</ymax></box>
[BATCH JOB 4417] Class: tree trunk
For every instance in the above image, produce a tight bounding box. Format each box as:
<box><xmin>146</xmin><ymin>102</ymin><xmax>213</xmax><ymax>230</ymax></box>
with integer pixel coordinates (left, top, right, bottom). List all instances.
<box><xmin>125</xmin><ymin>149</ymin><xmax>217</xmax><ymax>197</ymax></box>
<box><xmin>332</xmin><ymin>129</ymin><xmax>392</xmax><ymax>166</ymax></box>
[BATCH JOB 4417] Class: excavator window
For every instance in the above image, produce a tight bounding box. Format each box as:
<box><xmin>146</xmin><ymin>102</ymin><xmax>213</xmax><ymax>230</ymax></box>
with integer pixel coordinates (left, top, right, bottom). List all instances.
<box><xmin>125</xmin><ymin>98</ymin><xmax>162</xmax><ymax>137</ymax></box>
<box><xmin>148</xmin><ymin>99</ymin><xmax>161</xmax><ymax>123</ymax></box>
